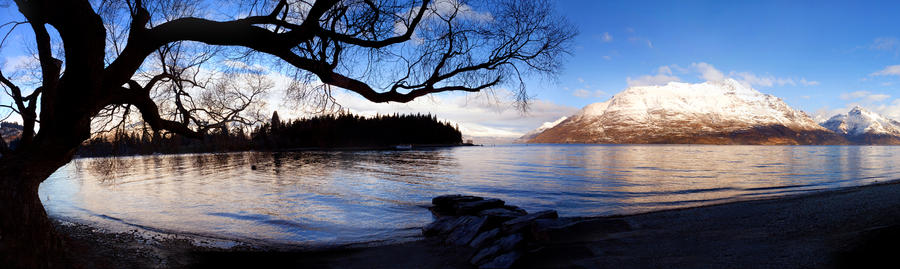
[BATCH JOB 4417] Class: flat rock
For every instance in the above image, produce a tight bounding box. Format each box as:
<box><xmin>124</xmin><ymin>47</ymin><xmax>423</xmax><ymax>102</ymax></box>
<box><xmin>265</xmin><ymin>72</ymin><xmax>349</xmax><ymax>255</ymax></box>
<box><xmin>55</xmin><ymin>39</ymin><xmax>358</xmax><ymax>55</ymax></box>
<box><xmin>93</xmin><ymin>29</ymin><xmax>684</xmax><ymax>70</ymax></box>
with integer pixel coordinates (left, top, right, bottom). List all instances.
<box><xmin>479</xmin><ymin>251</ymin><xmax>522</xmax><ymax>269</ymax></box>
<box><xmin>470</xmin><ymin>233</ymin><xmax>524</xmax><ymax>265</ymax></box>
<box><xmin>502</xmin><ymin>210</ymin><xmax>558</xmax><ymax>234</ymax></box>
<box><xmin>432</xmin><ymin>194</ymin><xmax>483</xmax><ymax>208</ymax></box>
<box><xmin>446</xmin><ymin>216</ymin><xmax>488</xmax><ymax>246</ymax></box>
<box><xmin>478</xmin><ymin>208</ymin><xmax>526</xmax><ymax>219</ymax></box>
<box><xmin>423</xmin><ymin>216</ymin><xmax>460</xmax><ymax>236</ymax></box>
<box><xmin>469</xmin><ymin>228</ymin><xmax>501</xmax><ymax>249</ymax></box>
<box><xmin>455</xmin><ymin>199</ymin><xmax>505</xmax><ymax>215</ymax></box>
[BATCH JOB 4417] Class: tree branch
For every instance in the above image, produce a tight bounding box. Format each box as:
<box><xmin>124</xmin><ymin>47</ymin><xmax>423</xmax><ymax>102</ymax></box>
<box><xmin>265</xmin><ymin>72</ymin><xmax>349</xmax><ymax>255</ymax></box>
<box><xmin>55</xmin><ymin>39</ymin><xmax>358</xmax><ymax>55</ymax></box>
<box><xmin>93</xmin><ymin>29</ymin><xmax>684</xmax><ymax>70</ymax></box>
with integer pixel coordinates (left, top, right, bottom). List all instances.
<box><xmin>112</xmin><ymin>84</ymin><xmax>202</xmax><ymax>138</ymax></box>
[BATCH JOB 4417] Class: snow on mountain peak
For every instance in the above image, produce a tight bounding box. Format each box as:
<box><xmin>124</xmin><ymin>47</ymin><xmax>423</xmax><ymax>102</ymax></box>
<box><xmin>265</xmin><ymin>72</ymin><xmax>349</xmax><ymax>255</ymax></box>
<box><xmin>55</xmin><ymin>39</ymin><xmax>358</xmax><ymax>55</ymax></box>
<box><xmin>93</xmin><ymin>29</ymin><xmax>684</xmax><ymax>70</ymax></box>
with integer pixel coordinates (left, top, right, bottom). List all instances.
<box><xmin>572</xmin><ymin>79</ymin><xmax>823</xmax><ymax>131</ymax></box>
<box><xmin>538</xmin><ymin>116</ymin><xmax>568</xmax><ymax>130</ymax></box>
<box><xmin>823</xmin><ymin>106</ymin><xmax>900</xmax><ymax>136</ymax></box>
<box><xmin>516</xmin><ymin>116</ymin><xmax>569</xmax><ymax>142</ymax></box>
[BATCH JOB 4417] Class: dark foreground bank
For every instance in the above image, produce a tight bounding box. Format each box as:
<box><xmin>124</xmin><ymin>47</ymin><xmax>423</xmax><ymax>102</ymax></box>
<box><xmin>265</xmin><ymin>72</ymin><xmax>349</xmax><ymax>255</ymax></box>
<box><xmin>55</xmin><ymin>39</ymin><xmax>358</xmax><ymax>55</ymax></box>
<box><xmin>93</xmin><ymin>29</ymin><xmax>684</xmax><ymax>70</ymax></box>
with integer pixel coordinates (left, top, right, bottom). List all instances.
<box><xmin>54</xmin><ymin>180</ymin><xmax>900</xmax><ymax>268</ymax></box>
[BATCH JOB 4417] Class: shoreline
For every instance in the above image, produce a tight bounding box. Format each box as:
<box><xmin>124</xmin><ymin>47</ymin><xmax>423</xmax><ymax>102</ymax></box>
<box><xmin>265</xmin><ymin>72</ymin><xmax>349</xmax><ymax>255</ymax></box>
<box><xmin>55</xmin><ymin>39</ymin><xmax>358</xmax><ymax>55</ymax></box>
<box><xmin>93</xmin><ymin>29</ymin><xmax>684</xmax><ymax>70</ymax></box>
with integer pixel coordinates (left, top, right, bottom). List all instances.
<box><xmin>54</xmin><ymin>179</ymin><xmax>900</xmax><ymax>268</ymax></box>
<box><xmin>73</xmin><ymin>143</ymin><xmax>479</xmax><ymax>159</ymax></box>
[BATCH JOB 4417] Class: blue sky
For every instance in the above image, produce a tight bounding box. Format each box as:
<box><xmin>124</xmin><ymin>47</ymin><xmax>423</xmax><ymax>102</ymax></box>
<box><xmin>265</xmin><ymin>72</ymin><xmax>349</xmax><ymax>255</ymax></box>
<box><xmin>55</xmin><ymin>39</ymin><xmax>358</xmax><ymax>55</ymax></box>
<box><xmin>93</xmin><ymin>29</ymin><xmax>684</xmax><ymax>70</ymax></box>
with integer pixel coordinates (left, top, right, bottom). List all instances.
<box><xmin>2</xmin><ymin>1</ymin><xmax>900</xmax><ymax>139</ymax></box>
<box><xmin>350</xmin><ymin>0</ymin><xmax>900</xmax><ymax>138</ymax></box>
<box><xmin>544</xmin><ymin>0</ymin><xmax>900</xmax><ymax>117</ymax></box>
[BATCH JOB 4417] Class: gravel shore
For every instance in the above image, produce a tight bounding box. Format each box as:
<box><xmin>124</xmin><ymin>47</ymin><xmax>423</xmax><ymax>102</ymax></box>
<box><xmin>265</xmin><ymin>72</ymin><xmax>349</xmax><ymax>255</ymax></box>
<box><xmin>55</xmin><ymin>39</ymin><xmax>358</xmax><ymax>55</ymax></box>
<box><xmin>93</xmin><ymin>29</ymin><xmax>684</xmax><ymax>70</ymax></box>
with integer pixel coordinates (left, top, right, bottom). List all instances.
<box><xmin>56</xmin><ymin>180</ymin><xmax>900</xmax><ymax>268</ymax></box>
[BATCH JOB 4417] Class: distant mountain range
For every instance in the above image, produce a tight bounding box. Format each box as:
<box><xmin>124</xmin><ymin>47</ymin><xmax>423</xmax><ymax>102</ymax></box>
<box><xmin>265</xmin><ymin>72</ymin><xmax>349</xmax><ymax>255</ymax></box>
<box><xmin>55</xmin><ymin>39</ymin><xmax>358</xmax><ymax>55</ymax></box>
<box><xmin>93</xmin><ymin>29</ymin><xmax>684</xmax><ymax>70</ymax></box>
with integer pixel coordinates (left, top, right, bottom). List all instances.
<box><xmin>522</xmin><ymin>80</ymin><xmax>900</xmax><ymax>145</ymax></box>
<box><xmin>1</xmin><ymin>122</ymin><xmax>23</xmax><ymax>143</ymax></box>
<box><xmin>821</xmin><ymin>106</ymin><xmax>900</xmax><ymax>145</ymax></box>
<box><xmin>514</xmin><ymin>116</ymin><xmax>567</xmax><ymax>143</ymax></box>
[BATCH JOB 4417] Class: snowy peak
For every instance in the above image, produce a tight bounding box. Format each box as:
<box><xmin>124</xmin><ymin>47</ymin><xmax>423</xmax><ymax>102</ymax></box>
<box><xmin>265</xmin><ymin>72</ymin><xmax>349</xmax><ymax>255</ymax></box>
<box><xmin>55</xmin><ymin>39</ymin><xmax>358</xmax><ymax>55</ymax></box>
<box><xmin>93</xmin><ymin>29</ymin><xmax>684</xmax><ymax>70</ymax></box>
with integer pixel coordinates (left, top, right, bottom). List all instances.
<box><xmin>822</xmin><ymin>106</ymin><xmax>900</xmax><ymax>136</ymax></box>
<box><xmin>572</xmin><ymin>79</ymin><xmax>823</xmax><ymax>131</ymax></box>
<box><xmin>516</xmin><ymin>116</ymin><xmax>567</xmax><ymax>142</ymax></box>
<box><xmin>528</xmin><ymin>80</ymin><xmax>844</xmax><ymax>145</ymax></box>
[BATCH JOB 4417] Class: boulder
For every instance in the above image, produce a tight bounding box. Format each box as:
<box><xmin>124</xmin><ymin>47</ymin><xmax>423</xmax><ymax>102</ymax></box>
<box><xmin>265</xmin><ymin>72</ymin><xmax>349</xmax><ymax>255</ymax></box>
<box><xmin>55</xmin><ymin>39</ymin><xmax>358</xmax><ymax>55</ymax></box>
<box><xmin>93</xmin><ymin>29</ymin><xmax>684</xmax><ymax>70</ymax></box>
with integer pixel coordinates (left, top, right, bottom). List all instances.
<box><xmin>445</xmin><ymin>216</ymin><xmax>488</xmax><ymax>246</ymax></box>
<box><xmin>431</xmin><ymin>195</ymin><xmax>484</xmax><ymax>216</ymax></box>
<box><xmin>455</xmin><ymin>198</ymin><xmax>505</xmax><ymax>215</ymax></box>
<box><xmin>479</xmin><ymin>251</ymin><xmax>522</xmax><ymax>269</ymax></box>
<box><xmin>503</xmin><ymin>205</ymin><xmax>528</xmax><ymax>215</ymax></box>
<box><xmin>469</xmin><ymin>228</ymin><xmax>501</xmax><ymax>248</ymax></box>
<box><xmin>470</xmin><ymin>233</ymin><xmax>524</xmax><ymax>265</ymax></box>
<box><xmin>501</xmin><ymin>210</ymin><xmax>558</xmax><ymax>234</ymax></box>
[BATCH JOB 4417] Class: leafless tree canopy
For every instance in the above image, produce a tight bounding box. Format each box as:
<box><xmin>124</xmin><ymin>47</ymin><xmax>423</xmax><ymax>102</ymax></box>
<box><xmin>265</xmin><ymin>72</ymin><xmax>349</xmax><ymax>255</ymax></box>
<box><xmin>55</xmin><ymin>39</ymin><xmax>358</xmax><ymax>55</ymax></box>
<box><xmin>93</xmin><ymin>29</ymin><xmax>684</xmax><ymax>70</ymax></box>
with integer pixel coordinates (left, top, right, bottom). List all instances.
<box><xmin>0</xmin><ymin>1</ymin><xmax>574</xmax><ymax>266</ymax></box>
<box><xmin>0</xmin><ymin>0</ymin><xmax>574</xmax><ymax>159</ymax></box>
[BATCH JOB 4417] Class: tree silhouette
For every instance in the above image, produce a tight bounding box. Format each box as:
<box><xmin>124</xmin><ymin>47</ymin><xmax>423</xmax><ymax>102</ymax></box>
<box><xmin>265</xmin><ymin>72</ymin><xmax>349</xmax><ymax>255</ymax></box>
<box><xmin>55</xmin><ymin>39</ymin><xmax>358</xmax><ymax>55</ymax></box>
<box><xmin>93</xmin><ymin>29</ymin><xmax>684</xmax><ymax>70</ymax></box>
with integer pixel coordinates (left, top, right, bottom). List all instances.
<box><xmin>0</xmin><ymin>0</ymin><xmax>574</xmax><ymax>267</ymax></box>
<box><xmin>253</xmin><ymin>112</ymin><xmax>462</xmax><ymax>149</ymax></box>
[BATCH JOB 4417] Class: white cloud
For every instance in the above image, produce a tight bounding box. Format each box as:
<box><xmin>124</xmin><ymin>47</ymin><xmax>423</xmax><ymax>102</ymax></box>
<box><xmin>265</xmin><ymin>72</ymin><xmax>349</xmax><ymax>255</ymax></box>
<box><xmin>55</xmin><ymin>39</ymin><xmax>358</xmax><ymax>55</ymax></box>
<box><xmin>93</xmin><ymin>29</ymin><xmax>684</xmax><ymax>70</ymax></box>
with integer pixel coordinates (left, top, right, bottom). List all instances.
<box><xmin>871</xmin><ymin>37</ymin><xmax>899</xmax><ymax>56</ymax></box>
<box><xmin>599</xmin><ymin>32</ymin><xmax>613</xmax><ymax>42</ymax></box>
<box><xmin>691</xmin><ymin>62</ymin><xmax>725</xmax><ymax>81</ymax></box>
<box><xmin>222</xmin><ymin>59</ymin><xmax>269</xmax><ymax>72</ymax></box>
<box><xmin>626</xmin><ymin>66</ymin><xmax>680</xmax><ymax>87</ymax></box>
<box><xmin>880</xmin><ymin>99</ymin><xmax>900</xmax><ymax>119</ymax></box>
<box><xmin>870</xmin><ymin>94</ymin><xmax>892</xmax><ymax>102</ymax></box>
<box><xmin>2</xmin><ymin>55</ymin><xmax>34</xmax><ymax>71</ymax></box>
<box><xmin>871</xmin><ymin>65</ymin><xmax>900</xmax><ymax>76</ymax></box>
<box><xmin>602</xmin><ymin>55</ymin><xmax>611</xmax><ymax>60</ymax></box>
<box><xmin>839</xmin><ymin>90</ymin><xmax>891</xmax><ymax>102</ymax></box>
<box><xmin>394</xmin><ymin>0</ymin><xmax>493</xmax><ymax>43</ymax></box>
<box><xmin>628</xmin><ymin>62</ymin><xmax>818</xmax><ymax>89</ymax></box>
<box><xmin>572</xmin><ymin>89</ymin><xmax>590</xmax><ymax>98</ymax></box>
<box><xmin>816</xmin><ymin>98</ymin><xmax>900</xmax><ymax>123</ymax></box>
<box><xmin>572</xmin><ymin>89</ymin><xmax>606</xmax><ymax>98</ymax></box>
<box><xmin>800</xmin><ymin>78</ymin><xmax>820</xmax><ymax>86</ymax></box>
<box><xmin>730</xmin><ymin>71</ymin><xmax>797</xmax><ymax>87</ymax></box>
<box><xmin>840</xmin><ymin>91</ymin><xmax>871</xmax><ymax>100</ymax></box>
<box><xmin>332</xmin><ymin>89</ymin><xmax>578</xmax><ymax>138</ymax></box>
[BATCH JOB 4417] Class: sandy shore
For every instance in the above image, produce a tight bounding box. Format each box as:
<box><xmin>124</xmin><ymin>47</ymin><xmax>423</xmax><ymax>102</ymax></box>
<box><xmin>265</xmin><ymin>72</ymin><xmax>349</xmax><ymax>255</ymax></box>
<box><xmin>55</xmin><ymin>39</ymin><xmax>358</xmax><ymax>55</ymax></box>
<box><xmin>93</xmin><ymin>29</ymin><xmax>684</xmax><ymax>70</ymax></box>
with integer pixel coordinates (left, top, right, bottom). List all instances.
<box><xmin>56</xmin><ymin>180</ymin><xmax>900</xmax><ymax>268</ymax></box>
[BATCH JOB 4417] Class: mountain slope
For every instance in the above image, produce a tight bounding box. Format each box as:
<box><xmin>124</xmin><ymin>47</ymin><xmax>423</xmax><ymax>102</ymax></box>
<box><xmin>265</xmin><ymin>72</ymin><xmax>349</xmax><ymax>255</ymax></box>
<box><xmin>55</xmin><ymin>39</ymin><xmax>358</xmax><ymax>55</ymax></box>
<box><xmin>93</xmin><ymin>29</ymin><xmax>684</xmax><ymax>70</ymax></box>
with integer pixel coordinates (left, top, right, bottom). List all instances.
<box><xmin>515</xmin><ymin>116</ymin><xmax>567</xmax><ymax>143</ymax></box>
<box><xmin>1</xmin><ymin>122</ymin><xmax>22</xmax><ymax>143</ymax></box>
<box><xmin>529</xmin><ymin>79</ymin><xmax>846</xmax><ymax>145</ymax></box>
<box><xmin>822</xmin><ymin>107</ymin><xmax>900</xmax><ymax>144</ymax></box>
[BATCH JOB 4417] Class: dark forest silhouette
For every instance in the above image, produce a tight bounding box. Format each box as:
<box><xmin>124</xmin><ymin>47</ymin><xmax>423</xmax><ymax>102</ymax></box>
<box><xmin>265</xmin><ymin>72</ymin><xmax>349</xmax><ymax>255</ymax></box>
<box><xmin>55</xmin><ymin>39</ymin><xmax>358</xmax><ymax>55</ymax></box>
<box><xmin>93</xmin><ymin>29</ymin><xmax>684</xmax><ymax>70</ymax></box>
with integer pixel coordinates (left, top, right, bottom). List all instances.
<box><xmin>75</xmin><ymin>113</ymin><xmax>463</xmax><ymax>157</ymax></box>
<box><xmin>253</xmin><ymin>113</ymin><xmax>463</xmax><ymax>149</ymax></box>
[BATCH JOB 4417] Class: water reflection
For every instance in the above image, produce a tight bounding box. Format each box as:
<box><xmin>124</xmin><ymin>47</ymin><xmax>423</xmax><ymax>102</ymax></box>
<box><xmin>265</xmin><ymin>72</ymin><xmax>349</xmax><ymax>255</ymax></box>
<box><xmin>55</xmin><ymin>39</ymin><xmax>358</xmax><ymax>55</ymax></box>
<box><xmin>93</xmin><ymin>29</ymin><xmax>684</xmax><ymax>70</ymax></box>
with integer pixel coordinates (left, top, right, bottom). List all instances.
<box><xmin>39</xmin><ymin>145</ymin><xmax>900</xmax><ymax>246</ymax></box>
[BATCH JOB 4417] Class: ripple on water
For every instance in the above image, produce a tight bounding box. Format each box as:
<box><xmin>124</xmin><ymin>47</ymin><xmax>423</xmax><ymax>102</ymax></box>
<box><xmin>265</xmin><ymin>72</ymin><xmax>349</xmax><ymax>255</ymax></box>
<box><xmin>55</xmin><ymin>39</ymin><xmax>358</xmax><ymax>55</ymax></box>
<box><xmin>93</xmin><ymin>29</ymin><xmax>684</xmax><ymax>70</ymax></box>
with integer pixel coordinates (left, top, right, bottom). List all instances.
<box><xmin>39</xmin><ymin>145</ymin><xmax>900</xmax><ymax>247</ymax></box>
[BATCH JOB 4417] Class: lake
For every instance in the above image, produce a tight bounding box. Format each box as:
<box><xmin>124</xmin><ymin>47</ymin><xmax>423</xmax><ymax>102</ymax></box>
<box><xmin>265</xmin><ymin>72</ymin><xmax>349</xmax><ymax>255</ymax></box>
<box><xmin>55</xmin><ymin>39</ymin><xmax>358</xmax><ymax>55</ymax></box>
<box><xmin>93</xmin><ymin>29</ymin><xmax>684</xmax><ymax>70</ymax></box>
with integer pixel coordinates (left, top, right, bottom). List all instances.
<box><xmin>38</xmin><ymin>144</ymin><xmax>900</xmax><ymax>248</ymax></box>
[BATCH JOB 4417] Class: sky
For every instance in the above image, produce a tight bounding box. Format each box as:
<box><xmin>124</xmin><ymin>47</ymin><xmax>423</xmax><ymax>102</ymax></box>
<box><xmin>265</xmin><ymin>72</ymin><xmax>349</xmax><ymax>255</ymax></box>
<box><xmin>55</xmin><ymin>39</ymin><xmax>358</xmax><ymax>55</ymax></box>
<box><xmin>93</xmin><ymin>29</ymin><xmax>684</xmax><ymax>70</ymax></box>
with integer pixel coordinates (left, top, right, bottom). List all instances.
<box><xmin>2</xmin><ymin>1</ymin><xmax>900</xmax><ymax>140</ymax></box>
<box><xmin>546</xmin><ymin>0</ymin><xmax>900</xmax><ymax>123</ymax></box>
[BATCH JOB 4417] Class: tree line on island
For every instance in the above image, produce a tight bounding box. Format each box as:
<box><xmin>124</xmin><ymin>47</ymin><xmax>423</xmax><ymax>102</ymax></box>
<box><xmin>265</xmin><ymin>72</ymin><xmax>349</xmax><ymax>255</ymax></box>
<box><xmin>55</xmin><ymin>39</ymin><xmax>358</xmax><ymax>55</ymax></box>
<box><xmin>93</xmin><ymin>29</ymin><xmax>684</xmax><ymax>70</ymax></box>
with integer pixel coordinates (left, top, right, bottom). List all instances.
<box><xmin>71</xmin><ymin>112</ymin><xmax>464</xmax><ymax>157</ymax></box>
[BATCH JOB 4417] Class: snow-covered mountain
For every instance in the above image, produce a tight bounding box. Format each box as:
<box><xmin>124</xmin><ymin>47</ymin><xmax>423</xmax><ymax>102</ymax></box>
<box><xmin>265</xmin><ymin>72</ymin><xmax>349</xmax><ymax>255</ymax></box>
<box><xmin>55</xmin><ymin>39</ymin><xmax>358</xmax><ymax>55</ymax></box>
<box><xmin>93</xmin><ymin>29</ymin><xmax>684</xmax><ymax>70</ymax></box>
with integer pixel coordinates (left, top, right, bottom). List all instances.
<box><xmin>822</xmin><ymin>106</ymin><xmax>900</xmax><ymax>144</ymax></box>
<box><xmin>529</xmin><ymin>79</ymin><xmax>846</xmax><ymax>145</ymax></box>
<box><xmin>1</xmin><ymin>122</ymin><xmax>22</xmax><ymax>143</ymax></box>
<box><xmin>515</xmin><ymin>116</ymin><xmax>567</xmax><ymax>143</ymax></box>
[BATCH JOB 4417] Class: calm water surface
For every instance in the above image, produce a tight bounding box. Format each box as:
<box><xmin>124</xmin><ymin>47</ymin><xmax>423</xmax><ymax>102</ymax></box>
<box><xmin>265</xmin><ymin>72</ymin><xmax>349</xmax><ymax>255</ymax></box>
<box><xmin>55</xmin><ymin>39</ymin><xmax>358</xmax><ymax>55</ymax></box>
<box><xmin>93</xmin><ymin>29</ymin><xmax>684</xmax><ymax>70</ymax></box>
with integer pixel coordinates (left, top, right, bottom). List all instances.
<box><xmin>39</xmin><ymin>145</ymin><xmax>900</xmax><ymax>247</ymax></box>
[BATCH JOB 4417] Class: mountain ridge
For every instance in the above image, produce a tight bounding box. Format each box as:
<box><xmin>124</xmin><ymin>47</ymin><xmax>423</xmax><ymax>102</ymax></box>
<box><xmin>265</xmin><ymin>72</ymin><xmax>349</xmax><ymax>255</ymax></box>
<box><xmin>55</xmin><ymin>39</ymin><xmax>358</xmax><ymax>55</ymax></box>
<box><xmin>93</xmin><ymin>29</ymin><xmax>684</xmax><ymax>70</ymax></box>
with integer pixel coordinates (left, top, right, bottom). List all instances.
<box><xmin>822</xmin><ymin>106</ymin><xmax>900</xmax><ymax>145</ymax></box>
<box><xmin>528</xmin><ymin>80</ymin><xmax>848</xmax><ymax>145</ymax></box>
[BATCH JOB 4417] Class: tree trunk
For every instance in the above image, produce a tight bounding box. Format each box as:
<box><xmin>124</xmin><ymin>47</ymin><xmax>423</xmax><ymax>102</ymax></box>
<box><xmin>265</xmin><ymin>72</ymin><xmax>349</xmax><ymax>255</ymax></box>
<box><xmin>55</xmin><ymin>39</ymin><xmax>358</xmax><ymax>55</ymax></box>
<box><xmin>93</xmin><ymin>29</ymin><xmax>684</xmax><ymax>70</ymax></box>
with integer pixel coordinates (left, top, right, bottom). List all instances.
<box><xmin>0</xmin><ymin>158</ymin><xmax>70</xmax><ymax>269</ymax></box>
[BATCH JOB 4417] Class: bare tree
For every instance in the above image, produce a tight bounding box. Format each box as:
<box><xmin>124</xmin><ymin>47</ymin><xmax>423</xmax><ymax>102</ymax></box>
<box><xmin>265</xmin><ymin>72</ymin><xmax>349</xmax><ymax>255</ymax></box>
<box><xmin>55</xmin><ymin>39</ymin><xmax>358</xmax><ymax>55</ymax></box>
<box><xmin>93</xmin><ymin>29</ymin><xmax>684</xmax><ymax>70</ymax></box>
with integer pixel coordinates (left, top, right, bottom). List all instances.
<box><xmin>0</xmin><ymin>0</ymin><xmax>575</xmax><ymax>267</ymax></box>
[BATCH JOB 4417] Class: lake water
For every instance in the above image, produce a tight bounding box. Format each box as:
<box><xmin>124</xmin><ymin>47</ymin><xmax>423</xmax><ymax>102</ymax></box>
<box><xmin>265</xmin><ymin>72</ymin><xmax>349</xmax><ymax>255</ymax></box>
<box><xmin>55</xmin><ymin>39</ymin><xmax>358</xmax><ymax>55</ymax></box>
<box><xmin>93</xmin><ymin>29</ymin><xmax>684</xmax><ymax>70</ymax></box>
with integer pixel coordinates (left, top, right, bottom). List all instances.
<box><xmin>39</xmin><ymin>145</ymin><xmax>900</xmax><ymax>247</ymax></box>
